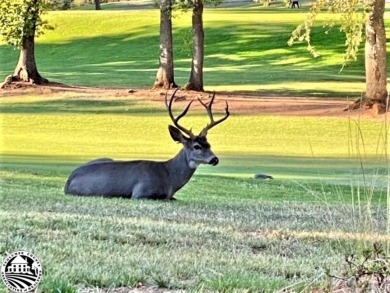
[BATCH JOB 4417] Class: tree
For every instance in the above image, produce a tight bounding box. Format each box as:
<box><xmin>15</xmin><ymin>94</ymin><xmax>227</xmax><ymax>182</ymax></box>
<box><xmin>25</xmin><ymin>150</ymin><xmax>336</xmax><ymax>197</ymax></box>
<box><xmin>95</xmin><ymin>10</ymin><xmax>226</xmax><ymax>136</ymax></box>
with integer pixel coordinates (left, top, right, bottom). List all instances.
<box><xmin>288</xmin><ymin>0</ymin><xmax>388</xmax><ymax>112</ymax></box>
<box><xmin>185</xmin><ymin>0</ymin><xmax>205</xmax><ymax>91</ymax></box>
<box><xmin>364</xmin><ymin>0</ymin><xmax>387</xmax><ymax>109</ymax></box>
<box><xmin>94</xmin><ymin>0</ymin><xmax>101</xmax><ymax>10</ymax></box>
<box><xmin>183</xmin><ymin>0</ymin><xmax>221</xmax><ymax>91</ymax></box>
<box><xmin>0</xmin><ymin>0</ymin><xmax>51</xmax><ymax>86</ymax></box>
<box><xmin>153</xmin><ymin>0</ymin><xmax>177</xmax><ymax>89</ymax></box>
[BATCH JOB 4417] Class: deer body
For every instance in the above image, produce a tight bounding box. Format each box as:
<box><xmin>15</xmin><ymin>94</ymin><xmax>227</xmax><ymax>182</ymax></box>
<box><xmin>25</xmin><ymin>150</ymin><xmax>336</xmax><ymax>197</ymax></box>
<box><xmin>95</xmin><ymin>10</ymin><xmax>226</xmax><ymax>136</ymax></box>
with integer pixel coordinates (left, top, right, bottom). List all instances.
<box><xmin>64</xmin><ymin>89</ymin><xmax>229</xmax><ymax>200</ymax></box>
<box><xmin>65</xmin><ymin>150</ymin><xmax>199</xmax><ymax>199</ymax></box>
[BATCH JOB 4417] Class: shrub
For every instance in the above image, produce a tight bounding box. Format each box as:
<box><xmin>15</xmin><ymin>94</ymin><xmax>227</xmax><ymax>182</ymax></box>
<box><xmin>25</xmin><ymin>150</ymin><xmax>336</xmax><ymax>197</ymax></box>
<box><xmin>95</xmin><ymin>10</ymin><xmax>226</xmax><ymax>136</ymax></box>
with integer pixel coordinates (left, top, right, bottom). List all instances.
<box><xmin>326</xmin><ymin>243</ymin><xmax>390</xmax><ymax>291</ymax></box>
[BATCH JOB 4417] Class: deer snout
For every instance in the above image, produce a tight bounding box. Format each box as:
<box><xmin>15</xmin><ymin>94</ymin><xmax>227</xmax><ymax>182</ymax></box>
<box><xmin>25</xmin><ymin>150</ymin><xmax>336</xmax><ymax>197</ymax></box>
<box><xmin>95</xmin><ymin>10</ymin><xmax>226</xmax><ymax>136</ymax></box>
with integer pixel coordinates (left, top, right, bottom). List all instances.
<box><xmin>209</xmin><ymin>157</ymin><xmax>219</xmax><ymax>166</ymax></box>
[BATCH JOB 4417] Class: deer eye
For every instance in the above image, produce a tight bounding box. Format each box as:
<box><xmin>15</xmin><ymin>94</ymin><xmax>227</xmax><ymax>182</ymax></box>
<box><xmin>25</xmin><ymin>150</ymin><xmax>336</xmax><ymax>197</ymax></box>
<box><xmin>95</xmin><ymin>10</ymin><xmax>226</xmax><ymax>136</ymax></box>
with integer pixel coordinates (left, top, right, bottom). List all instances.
<box><xmin>193</xmin><ymin>145</ymin><xmax>202</xmax><ymax>150</ymax></box>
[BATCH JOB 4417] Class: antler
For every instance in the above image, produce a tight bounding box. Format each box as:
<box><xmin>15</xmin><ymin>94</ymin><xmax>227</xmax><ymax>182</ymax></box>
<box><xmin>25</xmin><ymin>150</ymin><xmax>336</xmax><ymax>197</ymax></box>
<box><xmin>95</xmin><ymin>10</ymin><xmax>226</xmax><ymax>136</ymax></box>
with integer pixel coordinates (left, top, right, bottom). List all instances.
<box><xmin>165</xmin><ymin>88</ymin><xmax>195</xmax><ymax>139</ymax></box>
<box><xmin>198</xmin><ymin>92</ymin><xmax>230</xmax><ymax>137</ymax></box>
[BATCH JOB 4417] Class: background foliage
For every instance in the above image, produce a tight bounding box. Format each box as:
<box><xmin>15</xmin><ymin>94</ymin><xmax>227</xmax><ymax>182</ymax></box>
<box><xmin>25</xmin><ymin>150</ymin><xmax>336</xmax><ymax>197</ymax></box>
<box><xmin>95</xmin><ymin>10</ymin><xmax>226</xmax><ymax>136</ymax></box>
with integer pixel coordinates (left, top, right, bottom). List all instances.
<box><xmin>0</xmin><ymin>0</ymin><xmax>54</xmax><ymax>48</ymax></box>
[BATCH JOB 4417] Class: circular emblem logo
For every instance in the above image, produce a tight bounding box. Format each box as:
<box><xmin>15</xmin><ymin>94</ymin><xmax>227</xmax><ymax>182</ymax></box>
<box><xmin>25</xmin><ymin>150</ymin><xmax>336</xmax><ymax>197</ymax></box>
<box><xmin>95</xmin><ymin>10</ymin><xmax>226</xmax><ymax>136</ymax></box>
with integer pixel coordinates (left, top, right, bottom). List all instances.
<box><xmin>1</xmin><ymin>251</ymin><xmax>42</xmax><ymax>292</ymax></box>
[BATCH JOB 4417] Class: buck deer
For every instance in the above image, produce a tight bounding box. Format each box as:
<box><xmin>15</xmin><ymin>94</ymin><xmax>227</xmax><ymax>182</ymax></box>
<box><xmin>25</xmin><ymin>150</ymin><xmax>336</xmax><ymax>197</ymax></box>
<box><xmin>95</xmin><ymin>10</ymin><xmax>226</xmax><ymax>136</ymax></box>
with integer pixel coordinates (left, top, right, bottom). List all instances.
<box><xmin>64</xmin><ymin>89</ymin><xmax>229</xmax><ymax>200</ymax></box>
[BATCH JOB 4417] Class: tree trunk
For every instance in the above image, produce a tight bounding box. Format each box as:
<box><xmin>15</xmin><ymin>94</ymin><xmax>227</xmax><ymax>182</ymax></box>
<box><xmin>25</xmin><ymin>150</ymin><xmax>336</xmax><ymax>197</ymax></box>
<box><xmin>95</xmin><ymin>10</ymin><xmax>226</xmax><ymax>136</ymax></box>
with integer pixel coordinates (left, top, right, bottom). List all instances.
<box><xmin>364</xmin><ymin>0</ymin><xmax>388</xmax><ymax>107</ymax></box>
<box><xmin>153</xmin><ymin>0</ymin><xmax>176</xmax><ymax>89</ymax></box>
<box><xmin>185</xmin><ymin>0</ymin><xmax>204</xmax><ymax>92</ymax></box>
<box><xmin>95</xmin><ymin>0</ymin><xmax>101</xmax><ymax>10</ymax></box>
<box><xmin>12</xmin><ymin>0</ymin><xmax>48</xmax><ymax>84</ymax></box>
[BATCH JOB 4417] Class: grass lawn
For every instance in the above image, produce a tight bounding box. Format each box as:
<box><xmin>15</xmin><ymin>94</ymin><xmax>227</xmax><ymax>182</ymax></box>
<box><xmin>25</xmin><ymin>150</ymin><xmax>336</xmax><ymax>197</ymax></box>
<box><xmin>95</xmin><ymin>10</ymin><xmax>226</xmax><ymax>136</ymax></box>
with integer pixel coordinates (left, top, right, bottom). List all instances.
<box><xmin>1</xmin><ymin>2</ymin><xmax>390</xmax><ymax>292</ymax></box>
<box><xmin>0</xmin><ymin>91</ymin><xmax>389</xmax><ymax>292</ymax></box>
<box><xmin>1</xmin><ymin>4</ymin><xmax>390</xmax><ymax>96</ymax></box>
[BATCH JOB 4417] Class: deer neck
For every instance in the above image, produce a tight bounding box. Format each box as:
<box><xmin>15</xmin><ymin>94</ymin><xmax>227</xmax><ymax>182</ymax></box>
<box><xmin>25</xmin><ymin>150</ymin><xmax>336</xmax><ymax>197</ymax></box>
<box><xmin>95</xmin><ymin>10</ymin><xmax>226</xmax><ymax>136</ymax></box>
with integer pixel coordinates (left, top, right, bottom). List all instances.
<box><xmin>165</xmin><ymin>148</ymin><xmax>196</xmax><ymax>192</ymax></box>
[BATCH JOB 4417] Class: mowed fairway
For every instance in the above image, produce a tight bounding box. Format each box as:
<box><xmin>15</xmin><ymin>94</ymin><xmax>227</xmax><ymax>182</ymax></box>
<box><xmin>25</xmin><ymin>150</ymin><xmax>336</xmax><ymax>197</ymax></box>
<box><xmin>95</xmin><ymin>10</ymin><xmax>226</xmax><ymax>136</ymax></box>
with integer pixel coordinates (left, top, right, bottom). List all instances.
<box><xmin>2</xmin><ymin>4</ymin><xmax>390</xmax><ymax>96</ymax></box>
<box><xmin>0</xmin><ymin>2</ymin><xmax>390</xmax><ymax>292</ymax></box>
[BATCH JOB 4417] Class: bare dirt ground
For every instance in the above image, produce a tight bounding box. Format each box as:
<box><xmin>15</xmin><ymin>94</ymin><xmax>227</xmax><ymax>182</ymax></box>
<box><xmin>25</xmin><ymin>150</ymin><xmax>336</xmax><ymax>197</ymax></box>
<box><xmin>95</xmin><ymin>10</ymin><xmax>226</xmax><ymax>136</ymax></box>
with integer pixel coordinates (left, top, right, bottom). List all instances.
<box><xmin>1</xmin><ymin>83</ymin><xmax>386</xmax><ymax>120</ymax></box>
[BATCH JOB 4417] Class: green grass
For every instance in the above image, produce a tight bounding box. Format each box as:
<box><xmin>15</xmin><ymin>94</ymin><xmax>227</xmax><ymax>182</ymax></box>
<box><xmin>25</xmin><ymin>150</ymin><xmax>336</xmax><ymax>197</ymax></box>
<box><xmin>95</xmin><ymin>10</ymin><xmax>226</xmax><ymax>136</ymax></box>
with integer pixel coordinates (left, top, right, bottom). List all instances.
<box><xmin>0</xmin><ymin>93</ymin><xmax>389</xmax><ymax>292</ymax></box>
<box><xmin>1</xmin><ymin>94</ymin><xmax>387</xmax><ymax>177</ymax></box>
<box><xmin>1</xmin><ymin>165</ymin><xmax>388</xmax><ymax>292</ymax></box>
<box><xmin>1</xmin><ymin>5</ymin><xmax>389</xmax><ymax>96</ymax></box>
<box><xmin>1</xmin><ymin>4</ymin><xmax>390</xmax><ymax>291</ymax></box>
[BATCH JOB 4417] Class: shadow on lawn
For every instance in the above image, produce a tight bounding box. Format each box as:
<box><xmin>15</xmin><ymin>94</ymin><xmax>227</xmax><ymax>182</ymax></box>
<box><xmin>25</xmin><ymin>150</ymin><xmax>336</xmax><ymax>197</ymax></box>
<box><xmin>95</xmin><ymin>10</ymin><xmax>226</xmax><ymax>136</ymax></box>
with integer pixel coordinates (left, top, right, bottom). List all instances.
<box><xmin>0</xmin><ymin>98</ymin><xmax>166</xmax><ymax>115</ymax></box>
<box><xmin>0</xmin><ymin>16</ymin><xmax>373</xmax><ymax>97</ymax></box>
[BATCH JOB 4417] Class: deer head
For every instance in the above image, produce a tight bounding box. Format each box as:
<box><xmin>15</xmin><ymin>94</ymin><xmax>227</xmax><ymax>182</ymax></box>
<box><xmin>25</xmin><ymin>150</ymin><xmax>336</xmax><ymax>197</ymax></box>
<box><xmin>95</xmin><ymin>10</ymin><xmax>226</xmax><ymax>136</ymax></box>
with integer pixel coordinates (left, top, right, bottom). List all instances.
<box><xmin>165</xmin><ymin>88</ymin><xmax>230</xmax><ymax>169</ymax></box>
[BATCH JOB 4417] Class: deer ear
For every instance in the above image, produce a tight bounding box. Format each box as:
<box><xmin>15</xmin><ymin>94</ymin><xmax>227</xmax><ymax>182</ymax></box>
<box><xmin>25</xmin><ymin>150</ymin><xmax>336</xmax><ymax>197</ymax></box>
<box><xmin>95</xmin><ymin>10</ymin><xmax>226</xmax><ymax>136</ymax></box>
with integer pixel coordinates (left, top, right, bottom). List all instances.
<box><xmin>169</xmin><ymin>125</ymin><xmax>188</xmax><ymax>143</ymax></box>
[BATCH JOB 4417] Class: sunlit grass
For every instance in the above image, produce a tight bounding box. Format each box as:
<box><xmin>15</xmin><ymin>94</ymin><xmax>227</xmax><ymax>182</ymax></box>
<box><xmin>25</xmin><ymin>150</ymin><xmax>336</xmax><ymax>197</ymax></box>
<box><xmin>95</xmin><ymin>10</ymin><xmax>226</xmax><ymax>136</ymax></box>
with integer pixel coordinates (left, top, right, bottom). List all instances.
<box><xmin>209</xmin><ymin>81</ymin><xmax>364</xmax><ymax>96</ymax></box>
<box><xmin>0</xmin><ymin>97</ymin><xmax>384</xmax><ymax>157</ymax></box>
<box><xmin>1</xmin><ymin>93</ymin><xmax>387</xmax><ymax>180</ymax></box>
<box><xmin>1</xmin><ymin>6</ymin><xmax>388</xmax><ymax>95</ymax></box>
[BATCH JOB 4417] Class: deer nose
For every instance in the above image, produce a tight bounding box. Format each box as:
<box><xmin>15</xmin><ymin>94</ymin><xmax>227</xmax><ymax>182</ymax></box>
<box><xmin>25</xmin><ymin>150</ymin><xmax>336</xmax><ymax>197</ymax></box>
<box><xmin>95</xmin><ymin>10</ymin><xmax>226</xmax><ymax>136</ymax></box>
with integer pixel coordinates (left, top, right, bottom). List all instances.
<box><xmin>209</xmin><ymin>157</ymin><xmax>219</xmax><ymax>166</ymax></box>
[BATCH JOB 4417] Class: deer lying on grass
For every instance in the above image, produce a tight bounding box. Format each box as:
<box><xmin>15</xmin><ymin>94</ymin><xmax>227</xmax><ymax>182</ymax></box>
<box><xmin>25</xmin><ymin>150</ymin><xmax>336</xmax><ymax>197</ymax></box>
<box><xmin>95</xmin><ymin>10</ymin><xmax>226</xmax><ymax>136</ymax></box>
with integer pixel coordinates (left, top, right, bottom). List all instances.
<box><xmin>64</xmin><ymin>89</ymin><xmax>229</xmax><ymax>200</ymax></box>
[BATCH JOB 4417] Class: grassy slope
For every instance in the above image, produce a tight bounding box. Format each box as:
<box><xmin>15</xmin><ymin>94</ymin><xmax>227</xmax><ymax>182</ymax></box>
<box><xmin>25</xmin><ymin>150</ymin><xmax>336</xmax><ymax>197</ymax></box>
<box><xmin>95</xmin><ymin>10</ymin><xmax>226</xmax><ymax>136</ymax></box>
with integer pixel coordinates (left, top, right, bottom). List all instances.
<box><xmin>1</xmin><ymin>5</ymin><xmax>389</xmax><ymax>96</ymax></box>
<box><xmin>1</xmin><ymin>93</ymin><xmax>389</xmax><ymax>292</ymax></box>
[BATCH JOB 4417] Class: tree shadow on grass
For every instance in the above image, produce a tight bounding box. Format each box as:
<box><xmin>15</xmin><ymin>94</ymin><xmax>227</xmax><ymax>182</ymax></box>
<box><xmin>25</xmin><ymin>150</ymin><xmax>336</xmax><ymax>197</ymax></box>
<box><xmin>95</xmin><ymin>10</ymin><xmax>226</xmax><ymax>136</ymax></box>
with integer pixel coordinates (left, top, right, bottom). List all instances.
<box><xmin>0</xmin><ymin>98</ymin><xmax>166</xmax><ymax>115</ymax></box>
<box><xmin>0</xmin><ymin>14</ymin><xmax>376</xmax><ymax>96</ymax></box>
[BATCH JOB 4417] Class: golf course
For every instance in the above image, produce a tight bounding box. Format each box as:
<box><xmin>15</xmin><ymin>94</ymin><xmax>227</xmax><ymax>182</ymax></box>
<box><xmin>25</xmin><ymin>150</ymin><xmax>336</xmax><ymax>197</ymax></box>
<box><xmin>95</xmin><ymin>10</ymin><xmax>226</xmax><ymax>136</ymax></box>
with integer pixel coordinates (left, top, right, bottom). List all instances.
<box><xmin>0</xmin><ymin>0</ymin><xmax>389</xmax><ymax>292</ymax></box>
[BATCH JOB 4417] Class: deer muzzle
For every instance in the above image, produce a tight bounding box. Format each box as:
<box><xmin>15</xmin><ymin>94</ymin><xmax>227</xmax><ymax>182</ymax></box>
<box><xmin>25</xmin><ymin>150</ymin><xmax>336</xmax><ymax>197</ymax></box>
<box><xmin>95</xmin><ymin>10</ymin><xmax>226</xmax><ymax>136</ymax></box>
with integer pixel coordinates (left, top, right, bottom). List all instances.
<box><xmin>208</xmin><ymin>157</ymin><xmax>219</xmax><ymax>166</ymax></box>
